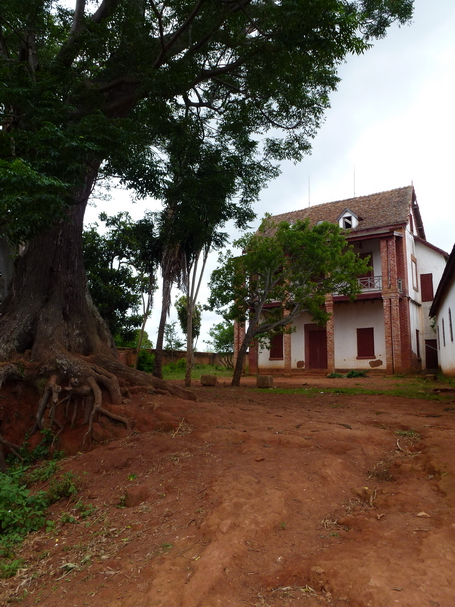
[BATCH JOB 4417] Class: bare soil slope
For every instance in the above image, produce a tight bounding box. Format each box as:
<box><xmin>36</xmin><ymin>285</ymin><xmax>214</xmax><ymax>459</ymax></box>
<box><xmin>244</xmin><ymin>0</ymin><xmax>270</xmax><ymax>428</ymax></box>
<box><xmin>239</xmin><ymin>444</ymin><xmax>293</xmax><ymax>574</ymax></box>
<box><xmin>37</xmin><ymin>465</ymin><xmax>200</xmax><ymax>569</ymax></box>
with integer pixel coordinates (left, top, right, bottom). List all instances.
<box><xmin>1</xmin><ymin>376</ymin><xmax>455</xmax><ymax>607</ymax></box>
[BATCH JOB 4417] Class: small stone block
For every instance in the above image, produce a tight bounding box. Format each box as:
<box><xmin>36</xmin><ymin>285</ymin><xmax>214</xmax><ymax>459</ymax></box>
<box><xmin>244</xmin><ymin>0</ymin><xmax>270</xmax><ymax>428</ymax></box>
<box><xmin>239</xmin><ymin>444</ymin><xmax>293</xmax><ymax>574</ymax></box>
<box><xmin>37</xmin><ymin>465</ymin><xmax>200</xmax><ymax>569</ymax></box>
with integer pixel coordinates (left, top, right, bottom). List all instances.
<box><xmin>200</xmin><ymin>374</ymin><xmax>217</xmax><ymax>386</ymax></box>
<box><xmin>257</xmin><ymin>375</ymin><xmax>273</xmax><ymax>388</ymax></box>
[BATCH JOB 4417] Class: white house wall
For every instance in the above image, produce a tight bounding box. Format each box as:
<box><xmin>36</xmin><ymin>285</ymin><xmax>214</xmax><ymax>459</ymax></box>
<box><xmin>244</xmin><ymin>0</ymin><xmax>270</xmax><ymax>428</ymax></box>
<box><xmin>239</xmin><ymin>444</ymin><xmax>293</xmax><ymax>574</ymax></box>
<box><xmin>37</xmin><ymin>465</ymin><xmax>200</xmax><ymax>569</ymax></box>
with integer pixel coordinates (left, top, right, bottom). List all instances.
<box><xmin>435</xmin><ymin>277</ymin><xmax>455</xmax><ymax>375</ymax></box>
<box><xmin>333</xmin><ymin>300</ymin><xmax>386</xmax><ymax>370</ymax></box>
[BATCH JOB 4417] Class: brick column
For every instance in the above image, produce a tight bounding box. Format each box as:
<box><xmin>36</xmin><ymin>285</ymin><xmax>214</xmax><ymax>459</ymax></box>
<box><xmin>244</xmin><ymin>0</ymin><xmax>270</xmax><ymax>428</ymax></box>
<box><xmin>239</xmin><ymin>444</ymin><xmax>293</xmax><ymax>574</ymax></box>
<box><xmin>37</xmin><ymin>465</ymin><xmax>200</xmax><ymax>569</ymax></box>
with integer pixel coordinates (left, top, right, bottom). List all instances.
<box><xmin>390</xmin><ymin>295</ymin><xmax>403</xmax><ymax>372</ymax></box>
<box><xmin>283</xmin><ymin>309</ymin><xmax>292</xmax><ymax>375</ymax></box>
<box><xmin>381</xmin><ymin>236</ymin><xmax>402</xmax><ymax>374</ymax></box>
<box><xmin>325</xmin><ymin>294</ymin><xmax>335</xmax><ymax>372</ymax></box>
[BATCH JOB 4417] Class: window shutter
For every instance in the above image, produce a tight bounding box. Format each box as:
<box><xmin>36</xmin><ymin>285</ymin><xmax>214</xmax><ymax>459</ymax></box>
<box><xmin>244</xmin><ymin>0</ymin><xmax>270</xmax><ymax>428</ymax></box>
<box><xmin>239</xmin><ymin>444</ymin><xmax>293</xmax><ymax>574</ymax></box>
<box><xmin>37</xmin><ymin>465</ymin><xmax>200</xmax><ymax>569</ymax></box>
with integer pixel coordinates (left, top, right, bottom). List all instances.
<box><xmin>269</xmin><ymin>333</ymin><xmax>284</xmax><ymax>359</ymax></box>
<box><xmin>420</xmin><ymin>274</ymin><xmax>434</xmax><ymax>302</ymax></box>
<box><xmin>357</xmin><ymin>328</ymin><xmax>374</xmax><ymax>358</ymax></box>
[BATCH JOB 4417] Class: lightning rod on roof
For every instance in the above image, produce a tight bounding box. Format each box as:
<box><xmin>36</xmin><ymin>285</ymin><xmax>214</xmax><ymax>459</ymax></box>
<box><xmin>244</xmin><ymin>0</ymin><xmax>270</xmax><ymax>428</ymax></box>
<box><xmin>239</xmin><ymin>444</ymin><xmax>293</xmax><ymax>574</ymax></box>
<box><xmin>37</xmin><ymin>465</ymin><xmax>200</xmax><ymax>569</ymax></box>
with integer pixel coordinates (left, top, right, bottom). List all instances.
<box><xmin>353</xmin><ymin>166</ymin><xmax>356</xmax><ymax>197</ymax></box>
<box><xmin>308</xmin><ymin>176</ymin><xmax>311</xmax><ymax>206</ymax></box>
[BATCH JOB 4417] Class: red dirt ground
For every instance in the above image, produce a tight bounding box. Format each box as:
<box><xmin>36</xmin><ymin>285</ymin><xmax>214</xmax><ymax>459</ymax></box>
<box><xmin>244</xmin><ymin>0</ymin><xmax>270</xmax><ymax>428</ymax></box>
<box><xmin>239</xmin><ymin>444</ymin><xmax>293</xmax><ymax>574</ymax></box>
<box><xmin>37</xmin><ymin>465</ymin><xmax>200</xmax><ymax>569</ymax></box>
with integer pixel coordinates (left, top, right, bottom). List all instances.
<box><xmin>1</xmin><ymin>375</ymin><xmax>455</xmax><ymax>607</ymax></box>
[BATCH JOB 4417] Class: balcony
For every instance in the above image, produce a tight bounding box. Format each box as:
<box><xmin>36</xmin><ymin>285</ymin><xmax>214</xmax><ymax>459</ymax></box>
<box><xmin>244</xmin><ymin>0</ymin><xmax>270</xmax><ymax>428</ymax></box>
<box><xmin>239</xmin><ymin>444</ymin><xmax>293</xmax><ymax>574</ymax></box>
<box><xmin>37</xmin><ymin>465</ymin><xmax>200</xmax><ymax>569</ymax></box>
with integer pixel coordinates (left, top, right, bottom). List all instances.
<box><xmin>358</xmin><ymin>275</ymin><xmax>382</xmax><ymax>292</ymax></box>
<box><xmin>357</xmin><ymin>276</ymin><xmax>403</xmax><ymax>294</ymax></box>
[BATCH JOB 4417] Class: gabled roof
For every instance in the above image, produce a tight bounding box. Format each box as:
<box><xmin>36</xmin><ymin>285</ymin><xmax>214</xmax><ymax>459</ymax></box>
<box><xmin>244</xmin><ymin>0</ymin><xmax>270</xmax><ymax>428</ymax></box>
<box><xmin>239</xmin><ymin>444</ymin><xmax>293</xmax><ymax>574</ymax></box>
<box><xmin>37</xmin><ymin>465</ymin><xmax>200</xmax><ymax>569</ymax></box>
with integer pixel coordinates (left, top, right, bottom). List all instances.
<box><xmin>270</xmin><ymin>185</ymin><xmax>425</xmax><ymax>238</ymax></box>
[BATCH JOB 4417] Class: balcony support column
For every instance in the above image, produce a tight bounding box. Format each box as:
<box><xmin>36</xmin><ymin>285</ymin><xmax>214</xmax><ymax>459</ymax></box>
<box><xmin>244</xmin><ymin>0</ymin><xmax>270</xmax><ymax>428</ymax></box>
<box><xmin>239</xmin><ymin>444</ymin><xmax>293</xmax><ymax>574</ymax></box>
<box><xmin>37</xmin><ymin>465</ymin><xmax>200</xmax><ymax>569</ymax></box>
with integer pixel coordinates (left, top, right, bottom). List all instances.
<box><xmin>325</xmin><ymin>294</ymin><xmax>335</xmax><ymax>372</ymax></box>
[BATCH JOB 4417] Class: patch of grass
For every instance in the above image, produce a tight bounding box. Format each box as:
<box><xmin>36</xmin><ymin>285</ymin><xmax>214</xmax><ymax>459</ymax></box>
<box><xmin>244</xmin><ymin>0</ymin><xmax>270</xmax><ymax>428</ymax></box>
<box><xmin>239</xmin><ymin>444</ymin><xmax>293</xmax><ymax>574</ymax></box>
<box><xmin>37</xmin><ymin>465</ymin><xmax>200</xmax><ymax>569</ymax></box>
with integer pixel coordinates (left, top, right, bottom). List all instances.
<box><xmin>261</xmin><ymin>381</ymin><xmax>455</xmax><ymax>402</ymax></box>
<box><xmin>327</xmin><ymin>372</ymin><xmax>344</xmax><ymax>378</ymax></box>
<box><xmin>395</xmin><ymin>429</ymin><xmax>421</xmax><ymax>440</ymax></box>
<box><xmin>162</xmin><ymin>362</ymin><xmax>232</xmax><ymax>381</ymax></box>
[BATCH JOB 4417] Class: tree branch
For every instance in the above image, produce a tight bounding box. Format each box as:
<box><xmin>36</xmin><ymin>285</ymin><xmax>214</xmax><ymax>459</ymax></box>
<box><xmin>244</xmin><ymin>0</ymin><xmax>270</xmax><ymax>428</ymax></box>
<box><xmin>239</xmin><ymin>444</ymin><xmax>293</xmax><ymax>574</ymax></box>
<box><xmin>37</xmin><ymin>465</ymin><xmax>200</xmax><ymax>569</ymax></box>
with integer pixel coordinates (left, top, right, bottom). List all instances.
<box><xmin>70</xmin><ymin>0</ymin><xmax>87</xmax><ymax>34</ymax></box>
<box><xmin>91</xmin><ymin>0</ymin><xmax>122</xmax><ymax>25</ymax></box>
<box><xmin>152</xmin><ymin>0</ymin><xmax>207</xmax><ymax>68</ymax></box>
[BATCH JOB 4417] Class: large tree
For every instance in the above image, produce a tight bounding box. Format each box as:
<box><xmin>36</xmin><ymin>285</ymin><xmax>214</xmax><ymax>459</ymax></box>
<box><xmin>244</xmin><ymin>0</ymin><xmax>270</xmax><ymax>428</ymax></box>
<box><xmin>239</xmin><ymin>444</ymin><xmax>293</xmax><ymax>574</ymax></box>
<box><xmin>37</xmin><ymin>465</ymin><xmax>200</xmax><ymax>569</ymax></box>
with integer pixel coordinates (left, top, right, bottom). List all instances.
<box><xmin>0</xmin><ymin>0</ymin><xmax>413</xmax><ymax>429</ymax></box>
<box><xmin>208</xmin><ymin>217</ymin><xmax>370</xmax><ymax>386</ymax></box>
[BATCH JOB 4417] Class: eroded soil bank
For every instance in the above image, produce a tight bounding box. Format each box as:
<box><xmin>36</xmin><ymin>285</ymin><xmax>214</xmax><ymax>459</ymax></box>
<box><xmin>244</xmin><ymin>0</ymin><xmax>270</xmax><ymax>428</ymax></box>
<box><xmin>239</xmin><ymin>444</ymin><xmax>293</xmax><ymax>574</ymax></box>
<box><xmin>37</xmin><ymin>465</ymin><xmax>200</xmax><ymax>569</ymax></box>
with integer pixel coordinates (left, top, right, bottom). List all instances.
<box><xmin>1</xmin><ymin>375</ymin><xmax>455</xmax><ymax>607</ymax></box>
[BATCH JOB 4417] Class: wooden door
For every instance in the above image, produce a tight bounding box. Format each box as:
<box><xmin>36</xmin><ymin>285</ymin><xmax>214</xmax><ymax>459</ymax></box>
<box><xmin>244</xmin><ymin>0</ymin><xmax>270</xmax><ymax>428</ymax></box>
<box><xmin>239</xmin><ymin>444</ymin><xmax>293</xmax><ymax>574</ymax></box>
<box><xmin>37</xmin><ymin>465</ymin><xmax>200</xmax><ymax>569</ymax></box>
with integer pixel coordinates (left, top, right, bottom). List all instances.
<box><xmin>305</xmin><ymin>325</ymin><xmax>328</xmax><ymax>369</ymax></box>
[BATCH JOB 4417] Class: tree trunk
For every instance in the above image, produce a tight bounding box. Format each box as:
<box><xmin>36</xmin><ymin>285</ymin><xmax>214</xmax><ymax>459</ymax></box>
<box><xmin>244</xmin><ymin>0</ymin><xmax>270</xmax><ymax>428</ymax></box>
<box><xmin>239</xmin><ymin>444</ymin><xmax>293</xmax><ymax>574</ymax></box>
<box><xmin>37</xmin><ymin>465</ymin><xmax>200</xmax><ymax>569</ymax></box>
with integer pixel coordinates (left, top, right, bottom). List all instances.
<box><xmin>0</xmin><ymin>168</ymin><xmax>195</xmax><ymax>442</ymax></box>
<box><xmin>153</xmin><ymin>277</ymin><xmax>172</xmax><ymax>379</ymax></box>
<box><xmin>184</xmin><ymin>299</ymin><xmax>194</xmax><ymax>388</ymax></box>
<box><xmin>0</xmin><ymin>167</ymin><xmax>112</xmax><ymax>365</ymax></box>
<box><xmin>231</xmin><ymin>321</ymin><xmax>257</xmax><ymax>387</ymax></box>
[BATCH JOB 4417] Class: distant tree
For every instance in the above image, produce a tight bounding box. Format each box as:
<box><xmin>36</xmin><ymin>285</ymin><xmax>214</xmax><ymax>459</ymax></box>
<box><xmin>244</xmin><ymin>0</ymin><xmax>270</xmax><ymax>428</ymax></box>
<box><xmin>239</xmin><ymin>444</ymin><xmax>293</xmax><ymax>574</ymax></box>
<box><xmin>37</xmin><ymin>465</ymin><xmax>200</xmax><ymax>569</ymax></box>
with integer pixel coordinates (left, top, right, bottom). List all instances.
<box><xmin>116</xmin><ymin>330</ymin><xmax>153</xmax><ymax>350</ymax></box>
<box><xmin>83</xmin><ymin>212</ymin><xmax>160</xmax><ymax>348</ymax></box>
<box><xmin>175</xmin><ymin>296</ymin><xmax>202</xmax><ymax>347</ymax></box>
<box><xmin>205</xmin><ymin>322</ymin><xmax>235</xmax><ymax>369</ymax></box>
<box><xmin>208</xmin><ymin>217</ymin><xmax>370</xmax><ymax>386</ymax></box>
<box><xmin>152</xmin><ymin>131</ymin><xmax>261</xmax><ymax>382</ymax></box>
<box><xmin>164</xmin><ymin>322</ymin><xmax>185</xmax><ymax>362</ymax></box>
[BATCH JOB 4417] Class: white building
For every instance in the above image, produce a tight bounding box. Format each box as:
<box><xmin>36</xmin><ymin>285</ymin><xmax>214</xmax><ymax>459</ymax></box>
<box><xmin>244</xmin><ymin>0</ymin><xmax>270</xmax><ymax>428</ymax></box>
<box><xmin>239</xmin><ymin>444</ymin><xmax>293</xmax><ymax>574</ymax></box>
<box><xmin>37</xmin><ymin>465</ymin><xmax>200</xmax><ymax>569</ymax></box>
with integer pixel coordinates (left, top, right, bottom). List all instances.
<box><xmin>244</xmin><ymin>186</ymin><xmax>448</xmax><ymax>375</ymax></box>
<box><xmin>429</xmin><ymin>245</ymin><xmax>455</xmax><ymax>376</ymax></box>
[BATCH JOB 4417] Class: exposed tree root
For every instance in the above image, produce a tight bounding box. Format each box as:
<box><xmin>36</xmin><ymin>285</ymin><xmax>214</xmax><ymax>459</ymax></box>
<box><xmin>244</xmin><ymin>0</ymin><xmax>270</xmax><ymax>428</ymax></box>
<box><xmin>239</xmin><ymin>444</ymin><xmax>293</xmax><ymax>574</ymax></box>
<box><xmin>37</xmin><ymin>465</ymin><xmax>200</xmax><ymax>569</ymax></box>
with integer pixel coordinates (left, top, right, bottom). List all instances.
<box><xmin>0</xmin><ymin>351</ymin><xmax>197</xmax><ymax>460</ymax></box>
<box><xmin>83</xmin><ymin>376</ymin><xmax>130</xmax><ymax>447</ymax></box>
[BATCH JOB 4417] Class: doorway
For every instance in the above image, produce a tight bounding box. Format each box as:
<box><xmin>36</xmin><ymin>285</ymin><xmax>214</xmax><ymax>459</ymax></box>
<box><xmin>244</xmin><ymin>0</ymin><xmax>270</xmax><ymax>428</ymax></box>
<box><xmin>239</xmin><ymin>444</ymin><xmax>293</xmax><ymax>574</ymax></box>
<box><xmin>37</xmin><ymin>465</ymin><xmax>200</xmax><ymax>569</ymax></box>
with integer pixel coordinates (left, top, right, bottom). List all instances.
<box><xmin>305</xmin><ymin>324</ymin><xmax>328</xmax><ymax>369</ymax></box>
<box><xmin>425</xmin><ymin>339</ymin><xmax>438</xmax><ymax>370</ymax></box>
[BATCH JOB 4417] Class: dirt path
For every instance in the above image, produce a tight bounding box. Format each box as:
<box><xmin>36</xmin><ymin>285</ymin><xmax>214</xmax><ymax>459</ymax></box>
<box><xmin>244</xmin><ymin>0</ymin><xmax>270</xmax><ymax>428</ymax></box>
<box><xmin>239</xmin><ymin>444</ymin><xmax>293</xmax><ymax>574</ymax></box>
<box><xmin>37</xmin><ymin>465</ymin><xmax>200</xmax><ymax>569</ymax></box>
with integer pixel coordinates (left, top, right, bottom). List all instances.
<box><xmin>1</xmin><ymin>376</ymin><xmax>455</xmax><ymax>606</ymax></box>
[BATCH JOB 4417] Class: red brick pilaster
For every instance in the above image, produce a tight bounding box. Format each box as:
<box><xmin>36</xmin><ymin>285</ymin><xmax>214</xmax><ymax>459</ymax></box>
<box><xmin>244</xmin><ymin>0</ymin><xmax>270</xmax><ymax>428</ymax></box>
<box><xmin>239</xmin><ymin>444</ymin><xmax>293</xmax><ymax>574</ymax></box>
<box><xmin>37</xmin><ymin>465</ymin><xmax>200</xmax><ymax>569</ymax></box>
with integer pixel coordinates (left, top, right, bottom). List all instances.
<box><xmin>390</xmin><ymin>295</ymin><xmax>402</xmax><ymax>372</ymax></box>
<box><xmin>381</xmin><ymin>236</ymin><xmax>404</xmax><ymax>374</ymax></box>
<box><xmin>325</xmin><ymin>294</ymin><xmax>335</xmax><ymax>372</ymax></box>
<box><xmin>283</xmin><ymin>309</ymin><xmax>291</xmax><ymax>374</ymax></box>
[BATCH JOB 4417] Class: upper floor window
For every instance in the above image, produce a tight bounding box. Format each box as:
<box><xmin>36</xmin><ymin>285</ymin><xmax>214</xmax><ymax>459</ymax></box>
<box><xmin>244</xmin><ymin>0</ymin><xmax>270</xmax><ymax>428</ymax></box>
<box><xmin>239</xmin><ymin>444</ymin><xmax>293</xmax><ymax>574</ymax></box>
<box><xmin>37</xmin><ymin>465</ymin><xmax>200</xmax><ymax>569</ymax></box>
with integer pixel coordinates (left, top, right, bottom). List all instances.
<box><xmin>420</xmin><ymin>273</ymin><xmax>434</xmax><ymax>301</ymax></box>
<box><xmin>411</xmin><ymin>256</ymin><xmax>418</xmax><ymax>291</ymax></box>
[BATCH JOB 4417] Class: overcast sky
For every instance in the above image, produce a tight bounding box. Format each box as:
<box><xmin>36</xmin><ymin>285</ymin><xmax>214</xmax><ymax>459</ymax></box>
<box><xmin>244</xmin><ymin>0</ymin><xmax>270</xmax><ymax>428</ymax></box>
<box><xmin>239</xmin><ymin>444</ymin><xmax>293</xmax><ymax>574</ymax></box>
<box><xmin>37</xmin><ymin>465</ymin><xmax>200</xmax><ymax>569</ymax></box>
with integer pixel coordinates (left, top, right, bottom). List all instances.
<box><xmin>85</xmin><ymin>0</ymin><xmax>455</xmax><ymax>348</ymax></box>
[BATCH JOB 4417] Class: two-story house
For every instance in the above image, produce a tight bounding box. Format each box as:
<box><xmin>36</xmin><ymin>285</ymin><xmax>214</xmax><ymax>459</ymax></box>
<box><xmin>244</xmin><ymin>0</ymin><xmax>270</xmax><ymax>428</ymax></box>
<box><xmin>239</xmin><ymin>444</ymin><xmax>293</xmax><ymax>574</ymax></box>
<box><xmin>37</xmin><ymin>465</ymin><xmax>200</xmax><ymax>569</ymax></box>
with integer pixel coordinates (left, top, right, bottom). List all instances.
<box><xmin>245</xmin><ymin>186</ymin><xmax>448</xmax><ymax>375</ymax></box>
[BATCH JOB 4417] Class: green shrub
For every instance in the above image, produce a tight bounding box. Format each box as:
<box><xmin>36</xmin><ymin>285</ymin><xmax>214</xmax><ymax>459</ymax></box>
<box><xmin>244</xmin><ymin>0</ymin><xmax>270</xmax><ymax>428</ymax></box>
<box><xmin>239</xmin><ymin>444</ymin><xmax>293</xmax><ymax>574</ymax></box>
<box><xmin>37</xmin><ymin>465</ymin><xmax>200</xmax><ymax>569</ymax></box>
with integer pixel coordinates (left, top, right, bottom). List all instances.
<box><xmin>0</xmin><ymin>473</ymin><xmax>48</xmax><ymax>537</ymax></box>
<box><xmin>137</xmin><ymin>349</ymin><xmax>155</xmax><ymax>373</ymax></box>
<box><xmin>0</xmin><ymin>558</ymin><xmax>25</xmax><ymax>579</ymax></box>
<box><xmin>346</xmin><ymin>370</ymin><xmax>368</xmax><ymax>378</ymax></box>
<box><xmin>46</xmin><ymin>472</ymin><xmax>81</xmax><ymax>504</ymax></box>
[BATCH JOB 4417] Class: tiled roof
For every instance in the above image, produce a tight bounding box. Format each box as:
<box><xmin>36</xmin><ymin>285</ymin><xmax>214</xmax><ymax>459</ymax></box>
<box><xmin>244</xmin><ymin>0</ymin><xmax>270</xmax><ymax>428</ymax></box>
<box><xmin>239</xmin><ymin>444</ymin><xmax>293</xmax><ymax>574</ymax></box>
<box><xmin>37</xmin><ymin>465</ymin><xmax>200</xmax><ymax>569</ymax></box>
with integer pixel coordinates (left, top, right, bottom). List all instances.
<box><xmin>270</xmin><ymin>185</ymin><xmax>423</xmax><ymax>236</ymax></box>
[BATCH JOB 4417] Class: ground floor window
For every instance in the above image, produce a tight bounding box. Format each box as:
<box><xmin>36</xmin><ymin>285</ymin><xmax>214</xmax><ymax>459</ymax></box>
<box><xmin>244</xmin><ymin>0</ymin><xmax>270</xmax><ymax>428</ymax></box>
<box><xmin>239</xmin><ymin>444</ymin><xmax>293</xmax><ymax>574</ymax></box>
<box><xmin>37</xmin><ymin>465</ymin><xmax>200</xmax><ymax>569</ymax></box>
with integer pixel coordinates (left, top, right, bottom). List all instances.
<box><xmin>269</xmin><ymin>333</ymin><xmax>284</xmax><ymax>360</ymax></box>
<box><xmin>357</xmin><ymin>327</ymin><xmax>375</xmax><ymax>358</ymax></box>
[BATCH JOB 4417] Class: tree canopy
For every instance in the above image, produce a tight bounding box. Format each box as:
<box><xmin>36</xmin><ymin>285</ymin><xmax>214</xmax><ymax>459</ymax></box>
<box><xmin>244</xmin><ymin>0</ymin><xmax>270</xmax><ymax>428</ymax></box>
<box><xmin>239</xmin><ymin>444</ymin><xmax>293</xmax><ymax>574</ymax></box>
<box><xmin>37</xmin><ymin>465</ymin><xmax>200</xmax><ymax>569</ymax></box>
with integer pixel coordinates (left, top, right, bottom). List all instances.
<box><xmin>1</xmin><ymin>0</ymin><xmax>413</xmax><ymax>246</ymax></box>
<box><xmin>208</xmin><ymin>216</ymin><xmax>370</xmax><ymax>385</ymax></box>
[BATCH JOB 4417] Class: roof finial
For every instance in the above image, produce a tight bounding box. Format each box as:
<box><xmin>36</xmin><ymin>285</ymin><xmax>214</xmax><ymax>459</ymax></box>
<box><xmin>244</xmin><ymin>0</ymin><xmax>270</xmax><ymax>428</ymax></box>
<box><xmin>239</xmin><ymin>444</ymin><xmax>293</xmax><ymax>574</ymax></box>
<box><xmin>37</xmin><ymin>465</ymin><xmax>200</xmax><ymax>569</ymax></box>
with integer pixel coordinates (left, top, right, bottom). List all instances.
<box><xmin>353</xmin><ymin>166</ymin><xmax>356</xmax><ymax>198</ymax></box>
